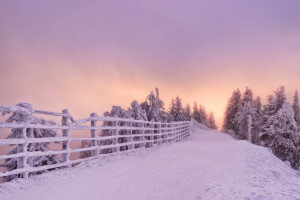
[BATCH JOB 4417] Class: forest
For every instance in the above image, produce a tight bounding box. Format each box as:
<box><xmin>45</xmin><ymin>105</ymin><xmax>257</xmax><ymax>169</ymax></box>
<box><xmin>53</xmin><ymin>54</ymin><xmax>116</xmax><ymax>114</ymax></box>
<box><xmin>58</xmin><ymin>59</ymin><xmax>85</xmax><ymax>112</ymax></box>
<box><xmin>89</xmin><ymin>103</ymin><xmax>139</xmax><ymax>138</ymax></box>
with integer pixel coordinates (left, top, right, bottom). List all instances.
<box><xmin>223</xmin><ymin>86</ymin><xmax>300</xmax><ymax>170</ymax></box>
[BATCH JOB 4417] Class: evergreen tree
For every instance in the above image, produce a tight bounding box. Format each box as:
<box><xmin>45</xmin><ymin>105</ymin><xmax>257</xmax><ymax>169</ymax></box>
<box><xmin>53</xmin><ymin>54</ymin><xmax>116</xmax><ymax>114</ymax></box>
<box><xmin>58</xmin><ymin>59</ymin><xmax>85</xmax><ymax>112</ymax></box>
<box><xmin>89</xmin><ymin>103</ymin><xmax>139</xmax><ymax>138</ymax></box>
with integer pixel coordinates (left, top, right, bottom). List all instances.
<box><xmin>168</xmin><ymin>98</ymin><xmax>176</xmax><ymax>121</ymax></box>
<box><xmin>184</xmin><ymin>104</ymin><xmax>192</xmax><ymax>121</ymax></box>
<box><xmin>128</xmin><ymin>100</ymin><xmax>147</xmax><ymax>121</ymax></box>
<box><xmin>128</xmin><ymin>100</ymin><xmax>148</xmax><ymax>148</ymax></box>
<box><xmin>252</xmin><ymin>96</ymin><xmax>263</xmax><ymax>143</ymax></box>
<box><xmin>142</xmin><ymin>88</ymin><xmax>165</xmax><ymax>122</ymax></box>
<box><xmin>223</xmin><ymin>89</ymin><xmax>241</xmax><ymax>134</ymax></box>
<box><xmin>170</xmin><ymin>96</ymin><xmax>185</xmax><ymax>121</ymax></box>
<box><xmin>207</xmin><ymin>112</ymin><xmax>218</xmax><ymax>129</ymax></box>
<box><xmin>192</xmin><ymin>102</ymin><xmax>200</xmax><ymax>122</ymax></box>
<box><xmin>0</xmin><ymin>103</ymin><xmax>61</xmax><ymax>181</ymax></box>
<box><xmin>235</xmin><ymin>87</ymin><xmax>256</xmax><ymax>140</ymax></box>
<box><xmin>259</xmin><ymin>86</ymin><xmax>298</xmax><ymax>166</ymax></box>
<box><xmin>100</xmin><ymin>106</ymin><xmax>131</xmax><ymax>153</ymax></box>
<box><xmin>292</xmin><ymin>90</ymin><xmax>300</xmax><ymax>127</ymax></box>
<box><xmin>253</xmin><ymin>96</ymin><xmax>262</xmax><ymax>114</ymax></box>
<box><xmin>198</xmin><ymin>105</ymin><xmax>208</xmax><ymax>124</ymax></box>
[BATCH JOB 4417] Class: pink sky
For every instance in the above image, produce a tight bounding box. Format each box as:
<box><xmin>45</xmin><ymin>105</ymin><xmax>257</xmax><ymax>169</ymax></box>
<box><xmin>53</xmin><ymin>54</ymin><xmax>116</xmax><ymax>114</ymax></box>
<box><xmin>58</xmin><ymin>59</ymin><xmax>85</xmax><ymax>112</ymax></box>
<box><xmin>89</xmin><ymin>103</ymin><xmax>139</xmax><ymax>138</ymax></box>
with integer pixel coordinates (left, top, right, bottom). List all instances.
<box><xmin>1</xmin><ymin>0</ymin><xmax>300</xmax><ymax>127</ymax></box>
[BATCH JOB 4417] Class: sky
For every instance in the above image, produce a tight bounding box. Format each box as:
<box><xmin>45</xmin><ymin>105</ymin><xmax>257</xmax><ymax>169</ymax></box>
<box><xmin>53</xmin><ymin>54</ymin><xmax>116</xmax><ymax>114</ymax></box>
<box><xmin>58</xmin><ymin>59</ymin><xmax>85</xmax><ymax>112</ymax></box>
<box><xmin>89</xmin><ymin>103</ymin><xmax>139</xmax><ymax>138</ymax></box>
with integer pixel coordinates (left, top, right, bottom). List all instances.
<box><xmin>0</xmin><ymin>0</ymin><xmax>300</xmax><ymax>127</ymax></box>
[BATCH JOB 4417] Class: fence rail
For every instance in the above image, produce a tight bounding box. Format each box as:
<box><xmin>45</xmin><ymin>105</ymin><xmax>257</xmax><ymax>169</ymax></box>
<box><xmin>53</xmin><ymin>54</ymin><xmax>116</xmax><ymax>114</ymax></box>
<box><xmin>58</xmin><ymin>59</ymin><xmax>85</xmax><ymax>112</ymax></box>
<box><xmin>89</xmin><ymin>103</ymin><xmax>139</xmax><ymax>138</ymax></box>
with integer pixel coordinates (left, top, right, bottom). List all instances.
<box><xmin>0</xmin><ymin>104</ymin><xmax>191</xmax><ymax>180</ymax></box>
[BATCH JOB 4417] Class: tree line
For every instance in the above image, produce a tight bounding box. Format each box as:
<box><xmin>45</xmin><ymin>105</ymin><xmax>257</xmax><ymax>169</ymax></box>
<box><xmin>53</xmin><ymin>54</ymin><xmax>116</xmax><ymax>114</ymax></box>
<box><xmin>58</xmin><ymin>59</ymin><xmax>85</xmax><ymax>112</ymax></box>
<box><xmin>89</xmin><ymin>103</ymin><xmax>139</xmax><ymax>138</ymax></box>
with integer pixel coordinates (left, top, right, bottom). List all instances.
<box><xmin>223</xmin><ymin>86</ymin><xmax>300</xmax><ymax>170</ymax></box>
<box><xmin>80</xmin><ymin>88</ymin><xmax>217</xmax><ymax>156</ymax></box>
<box><xmin>102</xmin><ymin>88</ymin><xmax>217</xmax><ymax>129</ymax></box>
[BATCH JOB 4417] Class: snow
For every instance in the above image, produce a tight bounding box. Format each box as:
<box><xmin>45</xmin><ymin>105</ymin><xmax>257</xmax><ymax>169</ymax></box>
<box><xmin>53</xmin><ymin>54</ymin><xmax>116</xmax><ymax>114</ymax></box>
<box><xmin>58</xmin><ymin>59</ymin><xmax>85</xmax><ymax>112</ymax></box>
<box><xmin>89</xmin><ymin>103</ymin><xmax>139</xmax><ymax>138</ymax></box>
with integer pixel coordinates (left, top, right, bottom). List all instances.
<box><xmin>1</xmin><ymin>127</ymin><xmax>300</xmax><ymax>200</ymax></box>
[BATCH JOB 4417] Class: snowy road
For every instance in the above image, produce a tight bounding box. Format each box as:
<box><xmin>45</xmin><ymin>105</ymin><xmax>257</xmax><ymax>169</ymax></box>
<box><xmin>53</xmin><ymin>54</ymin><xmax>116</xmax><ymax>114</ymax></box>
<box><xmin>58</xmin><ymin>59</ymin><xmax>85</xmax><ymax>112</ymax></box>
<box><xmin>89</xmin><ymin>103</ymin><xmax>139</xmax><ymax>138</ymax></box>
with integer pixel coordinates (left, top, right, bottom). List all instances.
<box><xmin>1</xmin><ymin>127</ymin><xmax>300</xmax><ymax>200</ymax></box>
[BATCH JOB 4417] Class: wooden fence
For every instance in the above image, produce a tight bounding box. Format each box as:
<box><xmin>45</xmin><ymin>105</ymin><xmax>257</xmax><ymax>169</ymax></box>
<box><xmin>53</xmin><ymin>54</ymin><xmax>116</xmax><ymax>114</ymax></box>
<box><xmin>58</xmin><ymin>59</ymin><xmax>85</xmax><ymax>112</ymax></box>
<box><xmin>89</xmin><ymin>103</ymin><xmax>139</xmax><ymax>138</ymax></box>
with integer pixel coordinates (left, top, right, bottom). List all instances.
<box><xmin>0</xmin><ymin>104</ymin><xmax>191</xmax><ymax>180</ymax></box>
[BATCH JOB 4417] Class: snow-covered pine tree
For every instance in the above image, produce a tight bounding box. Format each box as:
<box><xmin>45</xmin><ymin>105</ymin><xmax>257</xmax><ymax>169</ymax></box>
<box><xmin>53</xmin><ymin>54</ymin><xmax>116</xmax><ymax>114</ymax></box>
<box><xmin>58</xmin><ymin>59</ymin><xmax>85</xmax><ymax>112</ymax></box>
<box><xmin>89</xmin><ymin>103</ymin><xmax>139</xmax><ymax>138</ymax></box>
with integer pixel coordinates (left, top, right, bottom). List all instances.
<box><xmin>253</xmin><ymin>96</ymin><xmax>262</xmax><ymax>115</ymax></box>
<box><xmin>292</xmin><ymin>90</ymin><xmax>300</xmax><ymax>127</ymax></box>
<box><xmin>128</xmin><ymin>100</ymin><xmax>148</xmax><ymax>121</ymax></box>
<box><xmin>207</xmin><ymin>112</ymin><xmax>218</xmax><ymax>129</ymax></box>
<box><xmin>259</xmin><ymin>86</ymin><xmax>298</xmax><ymax>167</ymax></box>
<box><xmin>198</xmin><ymin>105</ymin><xmax>208</xmax><ymax>124</ymax></box>
<box><xmin>168</xmin><ymin>98</ymin><xmax>176</xmax><ymax>121</ymax></box>
<box><xmin>235</xmin><ymin>87</ymin><xmax>256</xmax><ymax>140</ymax></box>
<box><xmin>170</xmin><ymin>96</ymin><xmax>185</xmax><ymax>121</ymax></box>
<box><xmin>192</xmin><ymin>102</ymin><xmax>200</xmax><ymax>122</ymax></box>
<box><xmin>252</xmin><ymin>96</ymin><xmax>263</xmax><ymax>144</ymax></box>
<box><xmin>160</xmin><ymin>110</ymin><xmax>174</xmax><ymax>122</ymax></box>
<box><xmin>143</xmin><ymin>88</ymin><xmax>165</xmax><ymax>122</ymax></box>
<box><xmin>99</xmin><ymin>106</ymin><xmax>131</xmax><ymax>153</ymax></box>
<box><xmin>0</xmin><ymin>103</ymin><xmax>61</xmax><ymax>181</ymax></box>
<box><xmin>140</xmin><ymin>101</ymin><xmax>149</xmax><ymax>120</ymax></box>
<box><xmin>184</xmin><ymin>104</ymin><xmax>192</xmax><ymax>121</ymax></box>
<box><xmin>223</xmin><ymin>89</ymin><xmax>242</xmax><ymax>134</ymax></box>
<box><xmin>127</xmin><ymin>100</ymin><xmax>148</xmax><ymax>148</ymax></box>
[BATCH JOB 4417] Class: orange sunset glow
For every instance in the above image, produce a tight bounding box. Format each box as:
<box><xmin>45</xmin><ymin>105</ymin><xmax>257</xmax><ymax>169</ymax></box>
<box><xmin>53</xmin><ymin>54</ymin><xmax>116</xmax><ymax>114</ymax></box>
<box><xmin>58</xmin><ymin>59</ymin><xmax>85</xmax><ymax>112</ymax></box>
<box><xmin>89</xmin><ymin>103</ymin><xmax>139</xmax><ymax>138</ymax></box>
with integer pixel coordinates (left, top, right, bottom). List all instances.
<box><xmin>1</xmin><ymin>1</ymin><xmax>300</xmax><ymax>128</ymax></box>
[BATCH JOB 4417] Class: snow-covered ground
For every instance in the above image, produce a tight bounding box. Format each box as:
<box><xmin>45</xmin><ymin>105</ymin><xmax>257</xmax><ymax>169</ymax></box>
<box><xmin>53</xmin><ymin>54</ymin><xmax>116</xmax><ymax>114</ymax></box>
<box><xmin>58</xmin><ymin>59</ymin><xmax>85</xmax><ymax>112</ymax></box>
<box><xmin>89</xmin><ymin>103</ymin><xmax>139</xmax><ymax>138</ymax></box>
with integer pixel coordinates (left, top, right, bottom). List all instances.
<box><xmin>1</xmin><ymin>127</ymin><xmax>300</xmax><ymax>200</ymax></box>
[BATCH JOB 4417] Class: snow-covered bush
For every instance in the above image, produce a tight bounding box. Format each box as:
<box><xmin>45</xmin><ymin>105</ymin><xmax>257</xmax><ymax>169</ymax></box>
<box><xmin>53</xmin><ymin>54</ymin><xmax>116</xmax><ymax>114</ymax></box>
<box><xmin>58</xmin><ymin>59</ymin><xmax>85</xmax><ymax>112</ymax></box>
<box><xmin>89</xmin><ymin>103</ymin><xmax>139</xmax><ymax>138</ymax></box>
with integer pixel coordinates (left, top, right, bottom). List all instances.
<box><xmin>0</xmin><ymin>103</ymin><xmax>61</xmax><ymax>181</ymax></box>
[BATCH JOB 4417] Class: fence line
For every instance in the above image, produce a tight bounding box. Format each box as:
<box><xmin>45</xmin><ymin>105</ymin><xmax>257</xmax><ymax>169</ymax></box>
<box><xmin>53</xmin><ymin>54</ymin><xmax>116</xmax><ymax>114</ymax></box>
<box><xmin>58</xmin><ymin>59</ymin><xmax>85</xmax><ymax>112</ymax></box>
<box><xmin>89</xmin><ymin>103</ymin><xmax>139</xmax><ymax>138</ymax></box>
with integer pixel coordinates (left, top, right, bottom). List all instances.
<box><xmin>0</xmin><ymin>104</ymin><xmax>191</xmax><ymax>180</ymax></box>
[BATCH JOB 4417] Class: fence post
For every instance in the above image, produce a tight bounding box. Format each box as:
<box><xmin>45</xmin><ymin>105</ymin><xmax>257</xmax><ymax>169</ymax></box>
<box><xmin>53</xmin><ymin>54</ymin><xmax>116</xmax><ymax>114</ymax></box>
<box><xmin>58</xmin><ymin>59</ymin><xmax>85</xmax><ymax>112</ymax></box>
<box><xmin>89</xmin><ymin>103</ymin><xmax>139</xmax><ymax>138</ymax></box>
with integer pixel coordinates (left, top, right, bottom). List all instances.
<box><xmin>141</xmin><ymin>122</ymin><xmax>146</xmax><ymax>148</ymax></box>
<box><xmin>19</xmin><ymin>127</ymin><xmax>29</xmax><ymax>179</ymax></box>
<box><xmin>62</xmin><ymin>109</ymin><xmax>70</xmax><ymax>167</ymax></box>
<box><xmin>247</xmin><ymin>114</ymin><xmax>252</xmax><ymax>143</ymax></box>
<box><xmin>128</xmin><ymin>120</ymin><xmax>134</xmax><ymax>150</ymax></box>
<box><xmin>150</xmin><ymin>121</ymin><xmax>154</xmax><ymax>147</ymax></box>
<box><xmin>90</xmin><ymin>113</ymin><xmax>99</xmax><ymax>157</ymax></box>
<box><xmin>170</xmin><ymin>123</ymin><xmax>173</xmax><ymax>142</ymax></box>
<box><xmin>112</xmin><ymin>120</ymin><xmax>119</xmax><ymax>153</ymax></box>
<box><xmin>15</xmin><ymin>103</ymin><xmax>33</xmax><ymax>179</ymax></box>
<box><xmin>180</xmin><ymin>122</ymin><xmax>183</xmax><ymax>140</ymax></box>
<box><xmin>157</xmin><ymin>123</ymin><xmax>162</xmax><ymax>145</ymax></box>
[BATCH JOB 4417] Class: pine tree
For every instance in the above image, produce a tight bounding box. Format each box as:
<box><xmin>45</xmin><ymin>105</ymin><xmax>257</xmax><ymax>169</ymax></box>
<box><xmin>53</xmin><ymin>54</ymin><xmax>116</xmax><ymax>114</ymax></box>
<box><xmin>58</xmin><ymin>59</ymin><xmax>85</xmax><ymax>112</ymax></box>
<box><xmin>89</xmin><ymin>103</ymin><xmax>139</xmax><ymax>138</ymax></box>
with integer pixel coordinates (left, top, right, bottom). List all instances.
<box><xmin>143</xmin><ymin>88</ymin><xmax>165</xmax><ymax>122</ymax></box>
<box><xmin>170</xmin><ymin>96</ymin><xmax>185</xmax><ymax>121</ymax></box>
<box><xmin>168</xmin><ymin>98</ymin><xmax>176</xmax><ymax>121</ymax></box>
<box><xmin>259</xmin><ymin>86</ymin><xmax>298</xmax><ymax>166</ymax></box>
<box><xmin>192</xmin><ymin>102</ymin><xmax>200</xmax><ymax>122</ymax></box>
<box><xmin>100</xmin><ymin>106</ymin><xmax>131</xmax><ymax>153</ymax></box>
<box><xmin>223</xmin><ymin>89</ymin><xmax>241</xmax><ymax>134</ymax></box>
<box><xmin>292</xmin><ymin>90</ymin><xmax>300</xmax><ymax>127</ymax></box>
<box><xmin>252</xmin><ymin>96</ymin><xmax>263</xmax><ymax>143</ymax></box>
<box><xmin>128</xmin><ymin>100</ymin><xmax>147</xmax><ymax>121</ymax></box>
<box><xmin>128</xmin><ymin>100</ymin><xmax>148</xmax><ymax>148</ymax></box>
<box><xmin>0</xmin><ymin>103</ymin><xmax>61</xmax><ymax>181</ymax></box>
<box><xmin>184</xmin><ymin>104</ymin><xmax>192</xmax><ymax>121</ymax></box>
<box><xmin>235</xmin><ymin>87</ymin><xmax>256</xmax><ymax>140</ymax></box>
<box><xmin>253</xmin><ymin>96</ymin><xmax>262</xmax><ymax>114</ymax></box>
<box><xmin>198</xmin><ymin>105</ymin><xmax>208</xmax><ymax>124</ymax></box>
<box><xmin>207</xmin><ymin>112</ymin><xmax>218</xmax><ymax>129</ymax></box>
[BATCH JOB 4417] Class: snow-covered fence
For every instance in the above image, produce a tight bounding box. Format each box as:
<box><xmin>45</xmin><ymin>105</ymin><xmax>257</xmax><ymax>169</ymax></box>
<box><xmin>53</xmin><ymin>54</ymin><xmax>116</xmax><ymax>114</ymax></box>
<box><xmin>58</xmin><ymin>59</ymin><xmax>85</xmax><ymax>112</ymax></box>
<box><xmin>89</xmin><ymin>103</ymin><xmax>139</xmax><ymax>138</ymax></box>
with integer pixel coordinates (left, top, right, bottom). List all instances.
<box><xmin>0</xmin><ymin>104</ymin><xmax>190</xmax><ymax>181</ymax></box>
